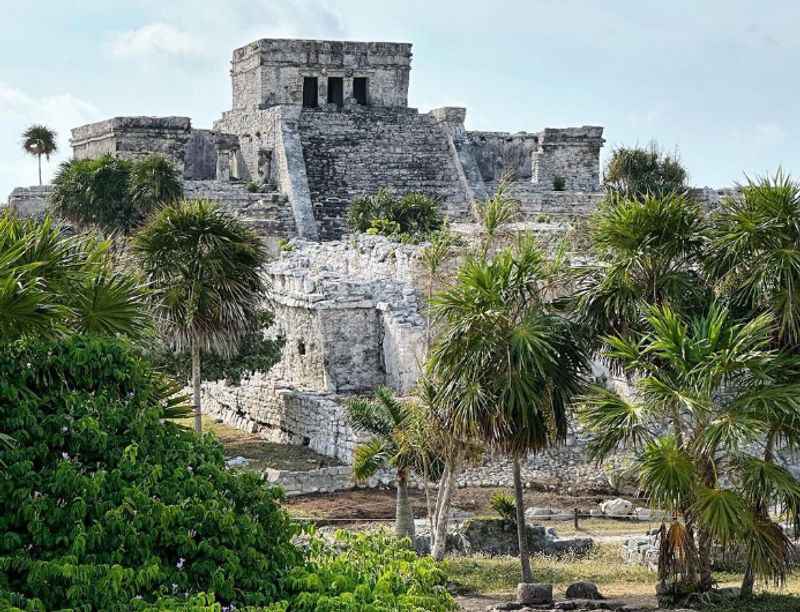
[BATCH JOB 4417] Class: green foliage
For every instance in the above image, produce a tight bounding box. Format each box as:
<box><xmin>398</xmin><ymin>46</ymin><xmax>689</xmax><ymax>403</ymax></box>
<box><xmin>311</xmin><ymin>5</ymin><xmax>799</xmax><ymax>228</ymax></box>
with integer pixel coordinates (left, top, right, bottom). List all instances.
<box><xmin>50</xmin><ymin>154</ymin><xmax>183</xmax><ymax>233</ymax></box>
<box><xmin>708</xmin><ymin>169</ymin><xmax>800</xmax><ymax>349</ymax></box>
<box><xmin>148</xmin><ymin>309</ymin><xmax>284</xmax><ymax>386</ymax></box>
<box><xmin>278</xmin><ymin>239</ymin><xmax>295</xmax><ymax>252</ymax></box>
<box><xmin>489</xmin><ymin>492</ymin><xmax>516</xmax><ymax>523</ymax></box>
<box><xmin>576</xmin><ymin>192</ymin><xmax>709</xmax><ymax>352</ymax></box>
<box><xmin>0</xmin><ymin>335</ymin><xmax>301</xmax><ymax>609</ymax></box>
<box><xmin>0</xmin><ymin>211</ymin><xmax>148</xmax><ymax>342</ymax></box>
<box><xmin>21</xmin><ymin>125</ymin><xmax>57</xmax><ymax>160</ymax></box>
<box><xmin>283</xmin><ymin>531</ymin><xmax>456</xmax><ymax>611</ymax></box>
<box><xmin>604</xmin><ymin>143</ymin><xmax>687</xmax><ymax>198</ymax></box>
<box><xmin>129</xmin><ymin>155</ymin><xmax>184</xmax><ymax>216</ymax></box>
<box><xmin>347</xmin><ymin>189</ymin><xmax>442</xmax><ymax>241</ymax></box>
<box><xmin>133</xmin><ymin>199</ymin><xmax>267</xmax><ymax>357</ymax></box>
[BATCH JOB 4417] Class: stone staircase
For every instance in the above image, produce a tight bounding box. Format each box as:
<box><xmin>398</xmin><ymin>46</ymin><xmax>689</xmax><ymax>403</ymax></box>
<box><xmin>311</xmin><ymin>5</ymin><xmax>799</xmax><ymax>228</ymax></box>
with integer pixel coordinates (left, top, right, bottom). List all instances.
<box><xmin>298</xmin><ymin>107</ymin><xmax>469</xmax><ymax>239</ymax></box>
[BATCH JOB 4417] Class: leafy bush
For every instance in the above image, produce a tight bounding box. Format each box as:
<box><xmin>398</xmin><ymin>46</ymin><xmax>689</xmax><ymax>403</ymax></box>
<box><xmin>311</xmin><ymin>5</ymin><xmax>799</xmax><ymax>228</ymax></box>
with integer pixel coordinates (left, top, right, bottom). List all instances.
<box><xmin>284</xmin><ymin>531</ymin><xmax>457</xmax><ymax>611</ymax></box>
<box><xmin>489</xmin><ymin>492</ymin><xmax>516</xmax><ymax>523</ymax></box>
<box><xmin>51</xmin><ymin>154</ymin><xmax>183</xmax><ymax>233</ymax></box>
<box><xmin>346</xmin><ymin>189</ymin><xmax>442</xmax><ymax>241</ymax></box>
<box><xmin>604</xmin><ymin>143</ymin><xmax>687</xmax><ymax>199</ymax></box>
<box><xmin>0</xmin><ymin>335</ymin><xmax>301</xmax><ymax>609</ymax></box>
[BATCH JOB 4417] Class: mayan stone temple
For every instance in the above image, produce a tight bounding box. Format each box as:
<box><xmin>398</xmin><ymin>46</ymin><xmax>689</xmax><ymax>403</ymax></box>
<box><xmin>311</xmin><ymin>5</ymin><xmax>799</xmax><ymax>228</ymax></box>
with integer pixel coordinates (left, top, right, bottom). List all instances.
<box><xmin>8</xmin><ymin>38</ymin><xmax>614</xmax><ymax>493</ymax></box>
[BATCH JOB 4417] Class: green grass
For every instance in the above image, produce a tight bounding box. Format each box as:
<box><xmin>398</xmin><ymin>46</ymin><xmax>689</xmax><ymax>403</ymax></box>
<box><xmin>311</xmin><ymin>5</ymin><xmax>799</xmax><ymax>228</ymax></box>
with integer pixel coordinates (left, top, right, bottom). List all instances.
<box><xmin>442</xmin><ymin>543</ymin><xmax>800</xmax><ymax>607</ymax></box>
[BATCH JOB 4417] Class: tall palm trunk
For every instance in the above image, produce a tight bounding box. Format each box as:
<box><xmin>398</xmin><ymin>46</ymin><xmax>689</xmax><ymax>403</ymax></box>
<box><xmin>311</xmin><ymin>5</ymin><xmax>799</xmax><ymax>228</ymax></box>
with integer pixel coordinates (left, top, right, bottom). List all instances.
<box><xmin>741</xmin><ymin>430</ymin><xmax>778</xmax><ymax>598</ymax></box>
<box><xmin>395</xmin><ymin>470</ymin><xmax>415</xmax><ymax>540</ymax></box>
<box><xmin>513</xmin><ymin>454</ymin><xmax>533</xmax><ymax>583</ymax></box>
<box><xmin>192</xmin><ymin>339</ymin><xmax>202</xmax><ymax>433</ymax></box>
<box><xmin>37</xmin><ymin>154</ymin><xmax>42</xmax><ymax>186</ymax></box>
<box><xmin>431</xmin><ymin>453</ymin><xmax>459</xmax><ymax>561</ymax></box>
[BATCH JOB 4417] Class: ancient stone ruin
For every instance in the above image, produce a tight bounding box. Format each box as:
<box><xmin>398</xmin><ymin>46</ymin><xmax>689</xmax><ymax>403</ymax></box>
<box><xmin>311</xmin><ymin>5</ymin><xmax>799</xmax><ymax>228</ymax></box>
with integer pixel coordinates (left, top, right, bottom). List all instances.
<box><xmin>5</xmin><ymin>37</ymin><xmax>622</xmax><ymax>493</ymax></box>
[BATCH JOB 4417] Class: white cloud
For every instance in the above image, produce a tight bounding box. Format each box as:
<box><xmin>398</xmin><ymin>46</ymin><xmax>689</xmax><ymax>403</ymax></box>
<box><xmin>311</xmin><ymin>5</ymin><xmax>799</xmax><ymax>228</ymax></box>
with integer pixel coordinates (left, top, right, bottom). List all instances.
<box><xmin>110</xmin><ymin>22</ymin><xmax>204</xmax><ymax>59</ymax></box>
<box><xmin>0</xmin><ymin>83</ymin><xmax>101</xmax><ymax>198</ymax></box>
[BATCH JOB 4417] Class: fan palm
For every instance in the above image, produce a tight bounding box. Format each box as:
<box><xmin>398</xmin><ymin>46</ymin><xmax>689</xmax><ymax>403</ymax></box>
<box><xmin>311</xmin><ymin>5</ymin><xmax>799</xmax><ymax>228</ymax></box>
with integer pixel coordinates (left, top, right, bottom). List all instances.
<box><xmin>580</xmin><ymin>303</ymin><xmax>800</xmax><ymax>601</ymax></box>
<box><xmin>575</xmin><ymin>192</ymin><xmax>708</xmax><ymax>354</ymax></box>
<box><xmin>708</xmin><ymin>169</ymin><xmax>800</xmax><ymax>350</ymax></box>
<box><xmin>428</xmin><ymin>236</ymin><xmax>590</xmax><ymax>580</ymax></box>
<box><xmin>133</xmin><ymin>199</ymin><xmax>267</xmax><ymax>432</ymax></box>
<box><xmin>0</xmin><ymin>211</ymin><xmax>148</xmax><ymax>341</ymax></box>
<box><xmin>22</xmin><ymin>125</ymin><xmax>57</xmax><ymax>186</ymax></box>
<box><xmin>346</xmin><ymin>387</ymin><xmax>433</xmax><ymax>539</ymax></box>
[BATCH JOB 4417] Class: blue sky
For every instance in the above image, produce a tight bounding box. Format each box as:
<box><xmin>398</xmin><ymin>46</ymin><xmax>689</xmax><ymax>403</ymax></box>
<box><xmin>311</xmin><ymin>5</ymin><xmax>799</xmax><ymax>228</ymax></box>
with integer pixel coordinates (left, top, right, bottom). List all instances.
<box><xmin>2</xmin><ymin>0</ymin><xmax>798</xmax><ymax>198</ymax></box>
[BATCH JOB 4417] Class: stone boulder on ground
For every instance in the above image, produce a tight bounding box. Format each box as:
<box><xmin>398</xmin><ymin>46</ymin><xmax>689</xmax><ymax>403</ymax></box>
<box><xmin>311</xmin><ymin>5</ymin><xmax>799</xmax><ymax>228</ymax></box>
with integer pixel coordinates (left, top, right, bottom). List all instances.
<box><xmin>565</xmin><ymin>581</ymin><xmax>603</xmax><ymax>600</ymax></box>
<box><xmin>516</xmin><ymin>582</ymin><xmax>552</xmax><ymax>605</ymax></box>
<box><xmin>599</xmin><ymin>497</ymin><xmax>633</xmax><ymax>516</ymax></box>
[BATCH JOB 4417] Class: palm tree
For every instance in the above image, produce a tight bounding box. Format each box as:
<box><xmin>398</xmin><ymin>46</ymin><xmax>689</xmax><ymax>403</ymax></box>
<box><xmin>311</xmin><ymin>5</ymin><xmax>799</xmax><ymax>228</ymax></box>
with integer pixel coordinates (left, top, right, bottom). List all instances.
<box><xmin>22</xmin><ymin>125</ymin><xmax>57</xmax><ymax>186</ymax></box>
<box><xmin>346</xmin><ymin>387</ymin><xmax>426</xmax><ymax>539</ymax></box>
<box><xmin>129</xmin><ymin>154</ymin><xmax>184</xmax><ymax>216</ymax></box>
<box><xmin>580</xmin><ymin>304</ymin><xmax>800</xmax><ymax>603</ymax></box>
<box><xmin>133</xmin><ymin>199</ymin><xmax>267</xmax><ymax>432</ymax></box>
<box><xmin>428</xmin><ymin>237</ymin><xmax>589</xmax><ymax>580</ymax></box>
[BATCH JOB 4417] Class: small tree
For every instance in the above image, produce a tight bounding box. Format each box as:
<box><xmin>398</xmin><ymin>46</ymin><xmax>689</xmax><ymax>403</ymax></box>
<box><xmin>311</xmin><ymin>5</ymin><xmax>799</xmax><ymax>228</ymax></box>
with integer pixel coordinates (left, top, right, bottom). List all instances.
<box><xmin>129</xmin><ymin>154</ymin><xmax>184</xmax><ymax>215</ymax></box>
<box><xmin>22</xmin><ymin>125</ymin><xmax>57</xmax><ymax>186</ymax></box>
<box><xmin>428</xmin><ymin>237</ymin><xmax>590</xmax><ymax>580</ymax></box>
<box><xmin>346</xmin><ymin>387</ymin><xmax>425</xmax><ymax>539</ymax></box>
<box><xmin>604</xmin><ymin>143</ymin><xmax>687</xmax><ymax>199</ymax></box>
<box><xmin>133</xmin><ymin>199</ymin><xmax>267</xmax><ymax>432</ymax></box>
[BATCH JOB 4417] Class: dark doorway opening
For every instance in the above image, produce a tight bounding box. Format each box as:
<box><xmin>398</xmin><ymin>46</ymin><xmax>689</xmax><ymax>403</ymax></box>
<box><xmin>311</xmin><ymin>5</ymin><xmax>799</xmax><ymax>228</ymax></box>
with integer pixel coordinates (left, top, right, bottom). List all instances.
<box><xmin>302</xmin><ymin>77</ymin><xmax>318</xmax><ymax>108</ymax></box>
<box><xmin>353</xmin><ymin>77</ymin><xmax>368</xmax><ymax>105</ymax></box>
<box><xmin>327</xmin><ymin>77</ymin><xmax>343</xmax><ymax>108</ymax></box>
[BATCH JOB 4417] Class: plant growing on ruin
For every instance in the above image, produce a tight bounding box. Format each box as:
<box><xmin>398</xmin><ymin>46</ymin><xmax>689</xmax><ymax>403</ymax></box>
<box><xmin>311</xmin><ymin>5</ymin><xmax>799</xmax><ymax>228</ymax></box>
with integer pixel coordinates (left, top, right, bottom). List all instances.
<box><xmin>604</xmin><ymin>143</ymin><xmax>687</xmax><ymax>199</ymax></box>
<box><xmin>427</xmin><ymin>236</ymin><xmax>590</xmax><ymax>580</ymax></box>
<box><xmin>579</xmin><ymin>303</ymin><xmax>800</xmax><ymax>603</ymax></box>
<box><xmin>346</xmin><ymin>387</ymin><xmax>425</xmax><ymax>540</ymax></box>
<box><xmin>347</xmin><ymin>189</ymin><xmax>442</xmax><ymax>241</ymax></box>
<box><xmin>21</xmin><ymin>124</ymin><xmax>57</xmax><ymax>186</ymax></box>
<box><xmin>471</xmin><ymin>177</ymin><xmax>518</xmax><ymax>257</ymax></box>
<box><xmin>133</xmin><ymin>199</ymin><xmax>268</xmax><ymax>433</ymax></box>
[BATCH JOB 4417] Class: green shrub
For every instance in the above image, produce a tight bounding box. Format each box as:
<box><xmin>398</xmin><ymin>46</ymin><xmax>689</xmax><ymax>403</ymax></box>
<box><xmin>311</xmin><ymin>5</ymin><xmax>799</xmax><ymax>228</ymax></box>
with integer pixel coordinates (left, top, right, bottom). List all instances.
<box><xmin>0</xmin><ymin>335</ymin><xmax>301</xmax><ymax>609</ymax></box>
<box><xmin>284</xmin><ymin>531</ymin><xmax>457</xmax><ymax>611</ymax></box>
<box><xmin>346</xmin><ymin>189</ymin><xmax>442</xmax><ymax>241</ymax></box>
<box><xmin>129</xmin><ymin>155</ymin><xmax>184</xmax><ymax>214</ymax></box>
<box><xmin>604</xmin><ymin>143</ymin><xmax>687</xmax><ymax>199</ymax></box>
<box><xmin>51</xmin><ymin>154</ymin><xmax>183</xmax><ymax>233</ymax></box>
<box><xmin>246</xmin><ymin>181</ymin><xmax>261</xmax><ymax>193</ymax></box>
<box><xmin>489</xmin><ymin>492</ymin><xmax>516</xmax><ymax>523</ymax></box>
<box><xmin>148</xmin><ymin>309</ymin><xmax>284</xmax><ymax>386</ymax></box>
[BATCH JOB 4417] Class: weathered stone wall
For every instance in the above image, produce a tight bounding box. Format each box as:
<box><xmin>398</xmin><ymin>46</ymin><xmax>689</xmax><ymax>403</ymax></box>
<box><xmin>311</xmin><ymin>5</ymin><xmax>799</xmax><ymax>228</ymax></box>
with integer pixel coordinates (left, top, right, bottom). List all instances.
<box><xmin>532</xmin><ymin>127</ymin><xmax>605</xmax><ymax>192</ymax></box>
<box><xmin>231</xmin><ymin>38</ymin><xmax>412</xmax><ymax>110</ymax></box>
<box><xmin>469</xmin><ymin>131</ymin><xmax>539</xmax><ymax>183</ymax></box>
<box><xmin>202</xmin><ymin>378</ymin><xmax>361</xmax><ymax>463</ymax></box>
<box><xmin>5</xmin><ymin>185</ymin><xmax>53</xmax><ymax>217</ymax></box>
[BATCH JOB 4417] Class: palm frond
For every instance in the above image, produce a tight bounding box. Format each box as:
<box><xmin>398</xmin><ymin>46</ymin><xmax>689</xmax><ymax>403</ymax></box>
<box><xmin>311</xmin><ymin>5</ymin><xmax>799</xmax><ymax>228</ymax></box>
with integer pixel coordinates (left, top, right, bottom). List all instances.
<box><xmin>353</xmin><ymin>437</ymin><xmax>392</xmax><ymax>481</ymax></box>
<box><xmin>578</xmin><ymin>385</ymin><xmax>652</xmax><ymax>461</ymax></box>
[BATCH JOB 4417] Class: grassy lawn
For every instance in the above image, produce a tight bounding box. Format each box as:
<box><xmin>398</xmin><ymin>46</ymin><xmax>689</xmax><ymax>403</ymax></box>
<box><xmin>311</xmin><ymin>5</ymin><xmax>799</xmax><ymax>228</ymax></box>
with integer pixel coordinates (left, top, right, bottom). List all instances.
<box><xmin>171</xmin><ymin>416</ymin><xmax>342</xmax><ymax>472</ymax></box>
<box><xmin>443</xmin><ymin>543</ymin><xmax>800</xmax><ymax>609</ymax></box>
